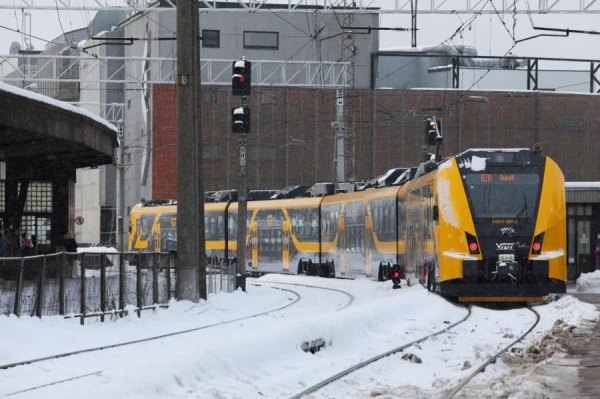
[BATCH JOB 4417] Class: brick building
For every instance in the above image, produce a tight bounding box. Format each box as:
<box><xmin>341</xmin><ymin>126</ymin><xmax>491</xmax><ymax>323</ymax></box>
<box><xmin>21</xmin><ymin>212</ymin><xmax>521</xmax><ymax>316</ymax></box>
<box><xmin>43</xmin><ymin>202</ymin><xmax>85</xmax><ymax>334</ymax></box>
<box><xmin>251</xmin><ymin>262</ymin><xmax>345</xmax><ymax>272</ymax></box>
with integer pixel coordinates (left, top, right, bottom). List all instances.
<box><xmin>152</xmin><ymin>84</ymin><xmax>600</xmax><ymax>199</ymax></box>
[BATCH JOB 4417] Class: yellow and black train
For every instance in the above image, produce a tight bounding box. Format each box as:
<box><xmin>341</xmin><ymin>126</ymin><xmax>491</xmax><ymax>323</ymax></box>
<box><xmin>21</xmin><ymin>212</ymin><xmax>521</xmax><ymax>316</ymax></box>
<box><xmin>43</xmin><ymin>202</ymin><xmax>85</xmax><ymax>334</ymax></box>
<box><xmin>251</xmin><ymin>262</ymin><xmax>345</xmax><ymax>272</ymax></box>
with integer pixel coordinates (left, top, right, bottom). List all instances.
<box><xmin>129</xmin><ymin>148</ymin><xmax>566</xmax><ymax>302</ymax></box>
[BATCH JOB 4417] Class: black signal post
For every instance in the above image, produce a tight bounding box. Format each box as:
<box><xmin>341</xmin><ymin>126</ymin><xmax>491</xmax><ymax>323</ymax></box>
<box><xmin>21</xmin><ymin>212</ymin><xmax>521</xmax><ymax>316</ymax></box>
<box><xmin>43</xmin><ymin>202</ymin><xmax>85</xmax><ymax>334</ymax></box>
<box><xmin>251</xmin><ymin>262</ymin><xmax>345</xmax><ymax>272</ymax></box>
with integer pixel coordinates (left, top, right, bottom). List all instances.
<box><xmin>231</xmin><ymin>58</ymin><xmax>251</xmax><ymax>291</ymax></box>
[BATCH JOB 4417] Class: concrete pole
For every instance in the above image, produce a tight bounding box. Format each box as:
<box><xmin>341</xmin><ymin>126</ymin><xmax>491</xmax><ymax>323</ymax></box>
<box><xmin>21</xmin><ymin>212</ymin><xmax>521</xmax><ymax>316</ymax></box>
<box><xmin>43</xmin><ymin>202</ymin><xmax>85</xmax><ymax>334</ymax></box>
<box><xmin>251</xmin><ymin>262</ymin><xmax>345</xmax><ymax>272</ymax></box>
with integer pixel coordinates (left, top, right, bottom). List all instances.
<box><xmin>335</xmin><ymin>87</ymin><xmax>346</xmax><ymax>183</ymax></box>
<box><xmin>177</xmin><ymin>0</ymin><xmax>206</xmax><ymax>301</ymax></box>
<box><xmin>236</xmin><ymin>106</ymin><xmax>248</xmax><ymax>279</ymax></box>
<box><xmin>117</xmin><ymin>122</ymin><xmax>125</xmax><ymax>251</ymax></box>
<box><xmin>411</xmin><ymin>0</ymin><xmax>418</xmax><ymax>48</ymax></box>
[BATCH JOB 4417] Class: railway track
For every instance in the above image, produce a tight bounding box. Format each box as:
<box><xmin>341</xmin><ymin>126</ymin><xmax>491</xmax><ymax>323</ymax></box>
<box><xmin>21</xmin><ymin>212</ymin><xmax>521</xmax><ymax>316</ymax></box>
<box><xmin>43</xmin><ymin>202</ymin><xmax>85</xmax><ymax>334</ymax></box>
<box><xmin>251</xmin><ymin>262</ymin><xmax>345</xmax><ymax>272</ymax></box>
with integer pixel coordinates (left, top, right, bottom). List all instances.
<box><xmin>0</xmin><ymin>284</ymin><xmax>301</xmax><ymax>372</ymax></box>
<box><xmin>250</xmin><ymin>280</ymin><xmax>354</xmax><ymax>311</ymax></box>
<box><xmin>442</xmin><ymin>306</ymin><xmax>541</xmax><ymax>399</ymax></box>
<box><xmin>288</xmin><ymin>303</ymin><xmax>472</xmax><ymax>399</ymax></box>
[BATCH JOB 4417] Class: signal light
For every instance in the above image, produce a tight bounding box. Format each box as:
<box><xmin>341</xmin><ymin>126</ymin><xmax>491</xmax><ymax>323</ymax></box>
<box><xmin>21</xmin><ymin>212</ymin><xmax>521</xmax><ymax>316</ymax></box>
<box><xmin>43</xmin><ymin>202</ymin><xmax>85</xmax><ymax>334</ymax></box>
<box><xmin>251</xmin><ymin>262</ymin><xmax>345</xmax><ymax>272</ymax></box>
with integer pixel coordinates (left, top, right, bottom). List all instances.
<box><xmin>469</xmin><ymin>243</ymin><xmax>478</xmax><ymax>252</ymax></box>
<box><xmin>391</xmin><ymin>264</ymin><xmax>402</xmax><ymax>289</ymax></box>
<box><xmin>424</xmin><ymin>117</ymin><xmax>443</xmax><ymax>146</ymax></box>
<box><xmin>232</xmin><ymin>59</ymin><xmax>251</xmax><ymax>96</ymax></box>
<box><xmin>231</xmin><ymin>106</ymin><xmax>250</xmax><ymax>134</ymax></box>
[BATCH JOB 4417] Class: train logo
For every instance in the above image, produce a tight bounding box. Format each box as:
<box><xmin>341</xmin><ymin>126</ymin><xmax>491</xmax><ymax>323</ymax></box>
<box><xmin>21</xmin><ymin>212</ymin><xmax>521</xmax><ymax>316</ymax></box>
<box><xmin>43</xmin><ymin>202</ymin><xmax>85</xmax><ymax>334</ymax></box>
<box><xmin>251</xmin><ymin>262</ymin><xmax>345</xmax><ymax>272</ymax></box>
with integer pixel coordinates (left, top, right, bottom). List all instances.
<box><xmin>500</xmin><ymin>226</ymin><xmax>516</xmax><ymax>236</ymax></box>
<box><xmin>496</xmin><ymin>242</ymin><xmax>515</xmax><ymax>250</ymax></box>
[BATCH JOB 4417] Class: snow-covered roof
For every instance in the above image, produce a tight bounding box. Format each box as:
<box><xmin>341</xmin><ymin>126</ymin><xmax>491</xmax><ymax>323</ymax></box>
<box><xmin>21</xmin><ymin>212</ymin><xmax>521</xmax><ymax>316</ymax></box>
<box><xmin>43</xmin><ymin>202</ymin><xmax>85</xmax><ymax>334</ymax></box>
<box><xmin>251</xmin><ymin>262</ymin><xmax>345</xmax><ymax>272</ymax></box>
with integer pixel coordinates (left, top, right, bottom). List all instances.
<box><xmin>565</xmin><ymin>182</ymin><xmax>600</xmax><ymax>189</ymax></box>
<box><xmin>0</xmin><ymin>81</ymin><xmax>117</xmax><ymax>133</ymax></box>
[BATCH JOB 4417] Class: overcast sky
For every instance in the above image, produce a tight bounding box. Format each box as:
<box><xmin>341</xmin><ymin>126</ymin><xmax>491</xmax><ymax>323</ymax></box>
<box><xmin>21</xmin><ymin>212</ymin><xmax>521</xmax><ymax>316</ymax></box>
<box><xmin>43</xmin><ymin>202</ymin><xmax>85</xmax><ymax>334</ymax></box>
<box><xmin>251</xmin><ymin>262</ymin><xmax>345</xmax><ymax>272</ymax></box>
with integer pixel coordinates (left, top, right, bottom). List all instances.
<box><xmin>0</xmin><ymin>1</ymin><xmax>598</xmax><ymax>70</ymax></box>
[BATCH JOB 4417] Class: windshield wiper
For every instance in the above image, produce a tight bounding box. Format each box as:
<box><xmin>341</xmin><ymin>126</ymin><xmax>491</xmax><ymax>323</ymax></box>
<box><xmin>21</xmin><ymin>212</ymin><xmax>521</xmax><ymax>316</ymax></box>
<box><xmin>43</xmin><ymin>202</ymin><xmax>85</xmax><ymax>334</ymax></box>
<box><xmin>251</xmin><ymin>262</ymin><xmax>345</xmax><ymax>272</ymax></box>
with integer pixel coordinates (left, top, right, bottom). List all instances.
<box><xmin>515</xmin><ymin>192</ymin><xmax>528</xmax><ymax>218</ymax></box>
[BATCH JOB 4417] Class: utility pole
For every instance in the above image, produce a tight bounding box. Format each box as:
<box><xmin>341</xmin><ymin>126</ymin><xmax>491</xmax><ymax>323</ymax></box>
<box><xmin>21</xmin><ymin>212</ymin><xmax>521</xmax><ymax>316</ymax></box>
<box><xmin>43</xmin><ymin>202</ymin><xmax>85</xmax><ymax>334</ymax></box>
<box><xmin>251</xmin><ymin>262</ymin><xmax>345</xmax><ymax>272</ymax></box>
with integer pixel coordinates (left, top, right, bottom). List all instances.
<box><xmin>176</xmin><ymin>0</ymin><xmax>206</xmax><ymax>301</ymax></box>
<box><xmin>237</xmin><ymin>129</ymin><xmax>248</xmax><ymax>283</ymax></box>
<box><xmin>333</xmin><ymin>87</ymin><xmax>345</xmax><ymax>183</ymax></box>
<box><xmin>116</xmin><ymin>121</ymin><xmax>125</xmax><ymax>251</ymax></box>
<box><xmin>231</xmin><ymin>59</ymin><xmax>251</xmax><ymax>291</ymax></box>
<box><xmin>411</xmin><ymin>0</ymin><xmax>418</xmax><ymax>47</ymax></box>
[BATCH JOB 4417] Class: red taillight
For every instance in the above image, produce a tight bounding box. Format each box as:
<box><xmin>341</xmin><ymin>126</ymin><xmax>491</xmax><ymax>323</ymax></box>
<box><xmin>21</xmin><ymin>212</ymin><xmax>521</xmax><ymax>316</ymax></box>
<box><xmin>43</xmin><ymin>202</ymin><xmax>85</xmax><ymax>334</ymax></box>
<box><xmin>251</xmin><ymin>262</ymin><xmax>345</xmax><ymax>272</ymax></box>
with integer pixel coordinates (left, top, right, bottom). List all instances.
<box><xmin>466</xmin><ymin>232</ymin><xmax>480</xmax><ymax>255</ymax></box>
<box><xmin>531</xmin><ymin>232</ymin><xmax>544</xmax><ymax>255</ymax></box>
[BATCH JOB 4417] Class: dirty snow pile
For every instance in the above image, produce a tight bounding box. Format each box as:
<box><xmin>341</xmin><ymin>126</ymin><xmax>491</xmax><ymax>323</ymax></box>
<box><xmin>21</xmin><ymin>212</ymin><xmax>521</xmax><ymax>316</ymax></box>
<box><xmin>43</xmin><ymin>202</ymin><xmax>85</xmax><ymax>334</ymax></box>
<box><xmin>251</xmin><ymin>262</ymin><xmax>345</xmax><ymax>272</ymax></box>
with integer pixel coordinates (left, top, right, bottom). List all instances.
<box><xmin>576</xmin><ymin>270</ymin><xmax>600</xmax><ymax>293</ymax></box>
<box><xmin>435</xmin><ymin>295</ymin><xmax>599</xmax><ymax>399</ymax></box>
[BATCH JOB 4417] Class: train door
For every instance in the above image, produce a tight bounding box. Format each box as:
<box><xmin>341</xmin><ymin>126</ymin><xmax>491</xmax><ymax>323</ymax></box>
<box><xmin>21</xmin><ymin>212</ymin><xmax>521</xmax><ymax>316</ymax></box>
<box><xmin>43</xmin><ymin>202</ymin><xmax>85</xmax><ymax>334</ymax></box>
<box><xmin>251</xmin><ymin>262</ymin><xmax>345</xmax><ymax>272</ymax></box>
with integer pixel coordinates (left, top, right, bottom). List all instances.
<box><xmin>339</xmin><ymin>209</ymin><xmax>346</xmax><ymax>275</ymax></box>
<box><xmin>282</xmin><ymin>219</ymin><xmax>290</xmax><ymax>272</ymax></box>
<box><xmin>250</xmin><ymin>219</ymin><xmax>259</xmax><ymax>269</ymax></box>
<box><xmin>567</xmin><ymin>205</ymin><xmax>595</xmax><ymax>279</ymax></box>
<box><xmin>365</xmin><ymin>210</ymin><xmax>373</xmax><ymax>277</ymax></box>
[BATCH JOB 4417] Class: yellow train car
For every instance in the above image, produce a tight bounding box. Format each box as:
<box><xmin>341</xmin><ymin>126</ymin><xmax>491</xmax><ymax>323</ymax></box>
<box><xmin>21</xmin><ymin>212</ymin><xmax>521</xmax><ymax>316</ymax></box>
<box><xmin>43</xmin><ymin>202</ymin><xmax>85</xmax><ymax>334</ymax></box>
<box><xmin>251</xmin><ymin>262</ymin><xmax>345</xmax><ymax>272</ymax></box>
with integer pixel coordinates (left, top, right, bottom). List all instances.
<box><xmin>406</xmin><ymin>148</ymin><xmax>567</xmax><ymax>301</ymax></box>
<box><xmin>228</xmin><ymin>197</ymin><xmax>323</xmax><ymax>274</ymax></box>
<box><xmin>320</xmin><ymin>187</ymin><xmax>401</xmax><ymax>279</ymax></box>
<box><xmin>128</xmin><ymin>201</ymin><xmax>234</xmax><ymax>264</ymax></box>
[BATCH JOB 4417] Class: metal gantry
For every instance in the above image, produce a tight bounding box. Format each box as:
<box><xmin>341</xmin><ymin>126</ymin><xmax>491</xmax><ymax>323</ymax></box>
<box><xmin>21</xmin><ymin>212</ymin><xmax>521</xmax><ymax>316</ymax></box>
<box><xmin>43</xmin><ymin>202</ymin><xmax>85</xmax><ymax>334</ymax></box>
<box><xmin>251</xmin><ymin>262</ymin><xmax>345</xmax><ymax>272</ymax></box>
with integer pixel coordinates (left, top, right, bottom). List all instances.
<box><xmin>0</xmin><ymin>55</ymin><xmax>349</xmax><ymax>87</ymax></box>
<box><xmin>1</xmin><ymin>0</ymin><xmax>600</xmax><ymax>13</ymax></box>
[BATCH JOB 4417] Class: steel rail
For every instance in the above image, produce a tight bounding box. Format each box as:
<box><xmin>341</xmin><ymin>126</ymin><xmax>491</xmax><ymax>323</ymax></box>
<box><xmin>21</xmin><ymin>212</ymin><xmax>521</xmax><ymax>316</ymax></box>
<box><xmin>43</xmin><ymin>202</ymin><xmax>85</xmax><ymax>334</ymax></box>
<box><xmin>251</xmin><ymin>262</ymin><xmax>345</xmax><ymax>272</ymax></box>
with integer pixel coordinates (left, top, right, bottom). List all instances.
<box><xmin>251</xmin><ymin>280</ymin><xmax>354</xmax><ymax>311</ymax></box>
<box><xmin>0</xmin><ymin>285</ymin><xmax>301</xmax><ymax>371</ymax></box>
<box><xmin>443</xmin><ymin>306</ymin><xmax>541</xmax><ymax>399</ymax></box>
<box><xmin>288</xmin><ymin>304</ymin><xmax>472</xmax><ymax>399</ymax></box>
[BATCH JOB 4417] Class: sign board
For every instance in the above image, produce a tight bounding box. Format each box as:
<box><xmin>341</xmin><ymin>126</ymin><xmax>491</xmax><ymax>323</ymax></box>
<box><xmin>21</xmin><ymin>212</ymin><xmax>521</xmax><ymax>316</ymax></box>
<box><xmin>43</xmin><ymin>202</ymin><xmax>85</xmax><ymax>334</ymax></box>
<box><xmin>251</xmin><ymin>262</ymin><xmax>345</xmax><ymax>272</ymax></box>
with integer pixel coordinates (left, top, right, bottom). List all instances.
<box><xmin>75</xmin><ymin>216</ymin><xmax>84</xmax><ymax>225</ymax></box>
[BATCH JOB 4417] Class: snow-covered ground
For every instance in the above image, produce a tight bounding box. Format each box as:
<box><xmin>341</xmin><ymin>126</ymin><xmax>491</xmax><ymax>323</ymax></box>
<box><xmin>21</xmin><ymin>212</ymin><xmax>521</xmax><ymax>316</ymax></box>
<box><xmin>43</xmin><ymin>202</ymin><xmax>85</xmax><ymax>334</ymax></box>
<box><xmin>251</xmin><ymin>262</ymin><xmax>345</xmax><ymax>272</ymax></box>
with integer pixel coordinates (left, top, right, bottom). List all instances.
<box><xmin>0</xmin><ymin>274</ymin><xmax>597</xmax><ymax>399</ymax></box>
<box><xmin>576</xmin><ymin>270</ymin><xmax>600</xmax><ymax>293</ymax></box>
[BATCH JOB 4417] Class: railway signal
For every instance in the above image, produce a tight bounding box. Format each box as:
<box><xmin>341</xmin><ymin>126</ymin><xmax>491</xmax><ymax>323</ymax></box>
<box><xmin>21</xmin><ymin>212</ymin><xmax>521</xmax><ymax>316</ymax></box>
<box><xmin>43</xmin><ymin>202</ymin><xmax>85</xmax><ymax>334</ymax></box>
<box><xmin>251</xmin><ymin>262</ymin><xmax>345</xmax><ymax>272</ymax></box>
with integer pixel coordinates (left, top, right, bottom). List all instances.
<box><xmin>231</xmin><ymin>57</ymin><xmax>252</xmax><ymax>292</ymax></box>
<box><xmin>425</xmin><ymin>117</ymin><xmax>443</xmax><ymax>146</ymax></box>
<box><xmin>391</xmin><ymin>264</ymin><xmax>402</xmax><ymax>289</ymax></box>
<box><xmin>232</xmin><ymin>59</ymin><xmax>251</xmax><ymax>96</ymax></box>
<box><xmin>231</xmin><ymin>106</ymin><xmax>251</xmax><ymax>133</ymax></box>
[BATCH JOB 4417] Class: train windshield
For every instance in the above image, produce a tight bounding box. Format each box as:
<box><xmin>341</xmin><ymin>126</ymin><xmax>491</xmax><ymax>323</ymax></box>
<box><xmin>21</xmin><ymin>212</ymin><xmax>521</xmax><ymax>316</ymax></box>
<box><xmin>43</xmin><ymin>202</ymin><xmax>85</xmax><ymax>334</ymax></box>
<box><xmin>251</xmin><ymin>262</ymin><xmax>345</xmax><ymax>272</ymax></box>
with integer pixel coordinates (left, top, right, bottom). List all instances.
<box><xmin>464</xmin><ymin>173</ymin><xmax>540</xmax><ymax>219</ymax></box>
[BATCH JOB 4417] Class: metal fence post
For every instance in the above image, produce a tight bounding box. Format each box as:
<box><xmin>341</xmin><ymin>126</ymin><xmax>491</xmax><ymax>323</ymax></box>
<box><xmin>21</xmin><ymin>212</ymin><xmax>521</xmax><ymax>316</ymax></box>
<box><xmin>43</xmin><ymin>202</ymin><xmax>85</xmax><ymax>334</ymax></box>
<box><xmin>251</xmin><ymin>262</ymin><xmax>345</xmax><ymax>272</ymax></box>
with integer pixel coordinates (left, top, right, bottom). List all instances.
<box><xmin>136</xmin><ymin>252</ymin><xmax>142</xmax><ymax>317</ymax></box>
<box><xmin>35</xmin><ymin>256</ymin><xmax>46</xmax><ymax>318</ymax></box>
<box><xmin>100</xmin><ymin>254</ymin><xmax>106</xmax><ymax>322</ymax></box>
<box><xmin>13</xmin><ymin>258</ymin><xmax>24</xmax><ymax>316</ymax></box>
<box><xmin>59</xmin><ymin>253</ymin><xmax>65</xmax><ymax>316</ymax></box>
<box><xmin>119</xmin><ymin>251</ymin><xmax>125</xmax><ymax>317</ymax></box>
<box><xmin>80</xmin><ymin>254</ymin><xmax>86</xmax><ymax>325</ymax></box>
<box><xmin>152</xmin><ymin>253</ymin><xmax>158</xmax><ymax>305</ymax></box>
<box><xmin>166</xmin><ymin>251</ymin><xmax>173</xmax><ymax>301</ymax></box>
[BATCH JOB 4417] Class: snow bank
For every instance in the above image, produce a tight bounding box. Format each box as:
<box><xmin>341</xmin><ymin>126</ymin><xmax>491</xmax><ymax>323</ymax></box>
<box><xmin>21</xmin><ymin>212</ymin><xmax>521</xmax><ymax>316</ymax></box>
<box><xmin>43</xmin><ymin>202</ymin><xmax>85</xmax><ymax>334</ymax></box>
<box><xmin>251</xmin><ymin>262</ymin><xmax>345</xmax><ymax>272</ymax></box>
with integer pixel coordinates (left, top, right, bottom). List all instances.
<box><xmin>576</xmin><ymin>270</ymin><xmax>600</xmax><ymax>293</ymax></box>
<box><xmin>77</xmin><ymin>246</ymin><xmax>118</xmax><ymax>253</ymax></box>
<box><xmin>0</xmin><ymin>284</ymin><xmax>294</xmax><ymax>365</ymax></box>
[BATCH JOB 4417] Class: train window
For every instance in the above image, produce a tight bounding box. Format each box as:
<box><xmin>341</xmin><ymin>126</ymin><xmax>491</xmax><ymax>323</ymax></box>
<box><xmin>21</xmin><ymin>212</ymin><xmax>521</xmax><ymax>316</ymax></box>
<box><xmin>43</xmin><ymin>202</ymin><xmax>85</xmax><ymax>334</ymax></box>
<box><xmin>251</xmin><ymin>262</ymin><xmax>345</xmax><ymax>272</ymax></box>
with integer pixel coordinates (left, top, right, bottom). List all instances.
<box><xmin>140</xmin><ymin>214</ymin><xmax>155</xmax><ymax>240</ymax></box>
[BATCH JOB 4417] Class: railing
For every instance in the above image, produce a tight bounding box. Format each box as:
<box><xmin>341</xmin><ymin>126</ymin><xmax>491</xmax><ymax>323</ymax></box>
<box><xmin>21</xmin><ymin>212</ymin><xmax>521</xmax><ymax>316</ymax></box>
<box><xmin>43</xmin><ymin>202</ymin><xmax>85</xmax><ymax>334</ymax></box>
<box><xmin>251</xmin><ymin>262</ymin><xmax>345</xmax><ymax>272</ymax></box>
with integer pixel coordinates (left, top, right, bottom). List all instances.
<box><xmin>0</xmin><ymin>251</ymin><xmax>235</xmax><ymax>324</ymax></box>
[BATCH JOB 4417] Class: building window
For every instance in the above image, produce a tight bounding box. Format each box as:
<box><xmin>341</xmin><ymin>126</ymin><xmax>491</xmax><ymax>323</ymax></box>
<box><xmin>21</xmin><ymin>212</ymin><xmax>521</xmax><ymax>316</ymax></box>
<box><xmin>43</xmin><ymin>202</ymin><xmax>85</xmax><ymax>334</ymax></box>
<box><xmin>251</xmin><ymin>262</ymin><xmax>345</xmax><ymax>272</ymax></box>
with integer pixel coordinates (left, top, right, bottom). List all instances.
<box><xmin>260</xmin><ymin>89</ymin><xmax>279</xmax><ymax>105</ymax></box>
<box><xmin>203</xmin><ymin>88</ymin><xmax>219</xmax><ymax>105</ymax></box>
<box><xmin>243</xmin><ymin>31</ymin><xmax>279</xmax><ymax>50</ymax></box>
<box><xmin>248</xmin><ymin>147</ymin><xmax>277</xmax><ymax>162</ymax></box>
<box><xmin>202</xmin><ymin>30</ymin><xmax>220</xmax><ymax>48</ymax></box>
<box><xmin>203</xmin><ymin>145</ymin><xmax>220</xmax><ymax>161</ymax></box>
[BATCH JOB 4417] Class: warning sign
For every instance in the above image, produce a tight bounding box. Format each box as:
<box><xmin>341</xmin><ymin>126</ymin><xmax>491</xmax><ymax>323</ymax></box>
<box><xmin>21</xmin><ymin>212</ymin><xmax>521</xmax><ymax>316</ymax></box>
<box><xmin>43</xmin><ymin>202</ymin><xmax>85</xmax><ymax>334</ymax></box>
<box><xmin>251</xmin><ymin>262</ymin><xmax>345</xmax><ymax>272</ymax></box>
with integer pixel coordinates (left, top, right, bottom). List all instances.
<box><xmin>75</xmin><ymin>216</ymin><xmax>84</xmax><ymax>225</ymax></box>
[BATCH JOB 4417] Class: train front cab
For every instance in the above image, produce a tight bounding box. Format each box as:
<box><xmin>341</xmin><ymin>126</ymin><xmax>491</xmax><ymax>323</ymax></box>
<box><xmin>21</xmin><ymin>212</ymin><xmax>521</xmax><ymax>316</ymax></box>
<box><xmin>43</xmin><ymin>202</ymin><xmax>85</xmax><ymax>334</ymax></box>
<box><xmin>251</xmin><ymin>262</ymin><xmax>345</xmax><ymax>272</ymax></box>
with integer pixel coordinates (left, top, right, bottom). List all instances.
<box><xmin>433</xmin><ymin>150</ymin><xmax>567</xmax><ymax>301</ymax></box>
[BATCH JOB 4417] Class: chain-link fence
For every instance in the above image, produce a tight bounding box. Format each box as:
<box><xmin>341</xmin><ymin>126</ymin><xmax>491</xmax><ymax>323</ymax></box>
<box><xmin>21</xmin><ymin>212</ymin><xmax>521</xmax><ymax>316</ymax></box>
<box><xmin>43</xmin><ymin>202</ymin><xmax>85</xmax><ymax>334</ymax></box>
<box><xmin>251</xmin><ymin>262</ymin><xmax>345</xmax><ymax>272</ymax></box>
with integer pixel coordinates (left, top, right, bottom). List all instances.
<box><xmin>0</xmin><ymin>251</ymin><xmax>236</xmax><ymax>323</ymax></box>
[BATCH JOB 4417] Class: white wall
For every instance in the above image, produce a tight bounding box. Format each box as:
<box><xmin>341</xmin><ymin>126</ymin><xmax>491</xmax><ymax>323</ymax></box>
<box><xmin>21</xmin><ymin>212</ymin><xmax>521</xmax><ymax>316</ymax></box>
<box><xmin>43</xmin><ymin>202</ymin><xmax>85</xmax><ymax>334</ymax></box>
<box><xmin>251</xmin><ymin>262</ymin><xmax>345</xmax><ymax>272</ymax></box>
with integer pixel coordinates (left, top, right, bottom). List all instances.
<box><xmin>74</xmin><ymin>167</ymin><xmax>101</xmax><ymax>244</ymax></box>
